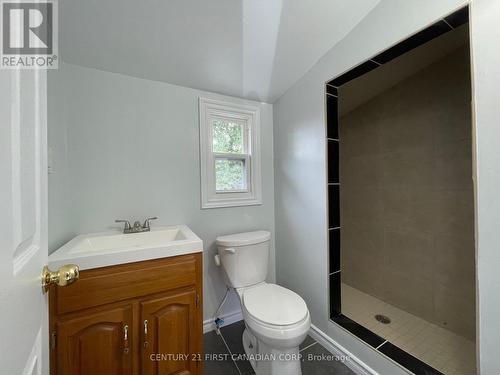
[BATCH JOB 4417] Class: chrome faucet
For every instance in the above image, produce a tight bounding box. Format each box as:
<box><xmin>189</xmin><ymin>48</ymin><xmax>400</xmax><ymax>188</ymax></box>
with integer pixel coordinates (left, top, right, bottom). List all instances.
<box><xmin>115</xmin><ymin>217</ymin><xmax>158</xmax><ymax>234</ymax></box>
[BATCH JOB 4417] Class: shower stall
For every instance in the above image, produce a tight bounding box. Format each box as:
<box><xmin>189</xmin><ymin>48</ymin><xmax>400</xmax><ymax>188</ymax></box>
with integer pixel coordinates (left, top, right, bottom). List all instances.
<box><xmin>326</xmin><ymin>7</ymin><xmax>475</xmax><ymax>375</ymax></box>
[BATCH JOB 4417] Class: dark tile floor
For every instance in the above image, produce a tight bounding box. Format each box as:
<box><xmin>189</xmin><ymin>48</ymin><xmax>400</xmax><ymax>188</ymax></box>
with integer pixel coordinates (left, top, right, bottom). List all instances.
<box><xmin>204</xmin><ymin>320</ymin><xmax>356</xmax><ymax>375</ymax></box>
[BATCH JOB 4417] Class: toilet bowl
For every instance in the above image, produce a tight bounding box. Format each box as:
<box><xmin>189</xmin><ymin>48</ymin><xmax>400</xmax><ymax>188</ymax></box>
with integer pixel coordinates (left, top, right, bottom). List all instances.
<box><xmin>215</xmin><ymin>231</ymin><xmax>311</xmax><ymax>375</ymax></box>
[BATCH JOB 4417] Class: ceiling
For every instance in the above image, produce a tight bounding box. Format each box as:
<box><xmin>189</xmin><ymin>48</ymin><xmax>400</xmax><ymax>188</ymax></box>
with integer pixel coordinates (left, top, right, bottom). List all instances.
<box><xmin>59</xmin><ymin>0</ymin><xmax>380</xmax><ymax>103</ymax></box>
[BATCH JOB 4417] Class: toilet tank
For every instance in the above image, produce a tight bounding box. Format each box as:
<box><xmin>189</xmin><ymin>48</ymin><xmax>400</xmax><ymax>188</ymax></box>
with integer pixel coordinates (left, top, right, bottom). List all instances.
<box><xmin>216</xmin><ymin>231</ymin><xmax>271</xmax><ymax>288</ymax></box>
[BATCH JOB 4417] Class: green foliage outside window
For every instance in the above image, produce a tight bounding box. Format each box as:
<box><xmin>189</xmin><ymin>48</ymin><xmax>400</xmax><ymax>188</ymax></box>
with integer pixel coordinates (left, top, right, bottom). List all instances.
<box><xmin>215</xmin><ymin>159</ymin><xmax>246</xmax><ymax>191</ymax></box>
<box><xmin>213</xmin><ymin>119</ymin><xmax>247</xmax><ymax>191</ymax></box>
<box><xmin>212</xmin><ymin>119</ymin><xmax>243</xmax><ymax>153</ymax></box>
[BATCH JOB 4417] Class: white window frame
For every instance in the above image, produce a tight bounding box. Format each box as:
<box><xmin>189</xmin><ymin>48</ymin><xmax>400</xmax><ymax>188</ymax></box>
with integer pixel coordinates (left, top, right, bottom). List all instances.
<box><xmin>199</xmin><ymin>97</ymin><xmax>262</xmax><ymax>209</ymax></box>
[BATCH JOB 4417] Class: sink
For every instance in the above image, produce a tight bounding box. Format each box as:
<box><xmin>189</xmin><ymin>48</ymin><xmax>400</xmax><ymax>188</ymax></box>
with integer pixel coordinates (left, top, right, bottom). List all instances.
<box><xmin>49</xmin><ymin>225</ymin><xmax>203</xmax><ymax>271</ymax></box>
<box><xmin>68</xmin><ymin>228</ymin><xmax>188</xmax><ymax>254</ymax></box>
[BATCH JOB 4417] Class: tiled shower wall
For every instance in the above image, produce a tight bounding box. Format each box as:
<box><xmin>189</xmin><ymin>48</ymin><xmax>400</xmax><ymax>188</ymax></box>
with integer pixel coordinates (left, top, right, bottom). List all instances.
<box><xmin>339</xmin><ymin>46</ymin><xmax>474</xmax><ymax>340</ymax></box>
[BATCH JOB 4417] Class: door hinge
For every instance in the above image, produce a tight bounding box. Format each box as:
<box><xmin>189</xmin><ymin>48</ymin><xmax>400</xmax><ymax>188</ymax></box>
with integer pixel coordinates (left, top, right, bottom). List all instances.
<box><xmin>50</xmin><ymin>331</ymin><xmax>57</xmax><ymax>350</ymax></box>
<box><xmin>196</xmin><ymin>293</ymin><xmax>200</xmax><ymax>308</ymax></box>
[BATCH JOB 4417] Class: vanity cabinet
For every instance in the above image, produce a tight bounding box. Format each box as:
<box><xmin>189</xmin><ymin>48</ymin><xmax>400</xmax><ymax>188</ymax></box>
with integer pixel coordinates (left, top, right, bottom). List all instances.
<box><xmin>141</xmin><ymin>289</ymin><xmax>199</xmax><ymax>375</ymax></box>
<box><xmin>49</xmin><ymin>253</ymin><xmax>203</xmax><ymax>375</ymax></box>
<box><xmin>56</xmin><ymin>304</ymin><xmax>134</xmax><ymax>375</ymax></box>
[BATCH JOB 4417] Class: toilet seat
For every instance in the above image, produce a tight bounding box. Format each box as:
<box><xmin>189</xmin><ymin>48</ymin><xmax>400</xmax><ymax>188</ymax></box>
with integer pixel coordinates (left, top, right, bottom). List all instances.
<box><xmin>239</xmin><ymin>284</ymin><xmax>311</xmax><ymax>349</ymax></box>
<box><xmin>241</xmin><ymin>283</ymin><xmax>308</xmax><ymax>327</ymax></box>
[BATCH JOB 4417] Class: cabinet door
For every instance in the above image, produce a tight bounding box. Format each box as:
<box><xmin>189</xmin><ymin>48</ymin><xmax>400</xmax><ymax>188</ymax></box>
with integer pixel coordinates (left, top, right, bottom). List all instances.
<box><xmin>56</xmin><ymin>305</ymin><xmax>133</xmax><ymax>375</ymax></box>
<box><xmin>141</xmin><ymin>289</ymin><xmax>200</xmax><ymax>375</ymax></box>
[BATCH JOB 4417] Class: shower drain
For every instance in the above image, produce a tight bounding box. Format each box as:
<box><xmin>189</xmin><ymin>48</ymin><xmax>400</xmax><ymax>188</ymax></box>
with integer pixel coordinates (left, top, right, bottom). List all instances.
<box><xmin>375</xmin><ymin>314</ymin><xmax>391</xmax><ymax>324</ymax></box>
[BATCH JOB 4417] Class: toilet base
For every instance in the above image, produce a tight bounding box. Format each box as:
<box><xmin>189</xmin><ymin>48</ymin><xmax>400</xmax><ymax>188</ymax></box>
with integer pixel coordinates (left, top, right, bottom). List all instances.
<box><xmin>242</xmin><ymin>328</ymin><xmax>303</xmax><ymax>375</ymax></box>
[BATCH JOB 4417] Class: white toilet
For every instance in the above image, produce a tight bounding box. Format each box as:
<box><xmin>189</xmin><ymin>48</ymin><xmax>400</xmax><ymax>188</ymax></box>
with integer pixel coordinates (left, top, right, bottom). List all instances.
<box><xmin>215</xmin><ymin>231</ymin><xmax>310</xmax><ymax>375</ymax></box>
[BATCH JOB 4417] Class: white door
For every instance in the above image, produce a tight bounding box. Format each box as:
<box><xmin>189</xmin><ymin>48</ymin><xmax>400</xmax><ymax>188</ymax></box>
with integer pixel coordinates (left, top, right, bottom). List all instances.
<box><xmin>0</xmin><ymin>68</ymin><xmax>49</xmax><ymax>374</ymax></box>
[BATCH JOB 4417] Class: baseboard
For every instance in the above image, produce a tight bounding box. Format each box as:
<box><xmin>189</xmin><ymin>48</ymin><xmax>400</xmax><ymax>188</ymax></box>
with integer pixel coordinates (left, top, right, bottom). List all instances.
<box><xmin>309</xmin><ymin>324</ymin><xmax>379</xmax><ymax>375</ymax></box>
<box><xmin>203</xmin><ymin>310</ymin><xmax>243</xmax><ymax>333</ymax></box>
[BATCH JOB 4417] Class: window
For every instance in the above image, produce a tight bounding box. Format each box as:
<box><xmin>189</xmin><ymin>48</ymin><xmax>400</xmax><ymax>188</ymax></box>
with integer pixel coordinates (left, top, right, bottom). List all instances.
<box><xmin>199</xmin><ymin>98</ymin><xmax>262</xmax><ymax>208</ymax></box>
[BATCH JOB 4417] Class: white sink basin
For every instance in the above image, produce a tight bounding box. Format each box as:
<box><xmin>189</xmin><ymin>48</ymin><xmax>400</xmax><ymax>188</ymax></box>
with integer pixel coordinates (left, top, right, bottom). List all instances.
<box><xmin>49</xmin><ymin>225</ymin><xmax>203</xmax><ymax>271</ymax></box>
<box><xmin>68</xmin><ymin>228</ymin><xmax>188</xmax><ymax>254</ymax></box>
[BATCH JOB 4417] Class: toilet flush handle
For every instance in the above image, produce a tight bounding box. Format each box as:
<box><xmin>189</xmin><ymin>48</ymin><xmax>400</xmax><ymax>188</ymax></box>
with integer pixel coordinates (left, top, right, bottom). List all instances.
<box><xmin>214</xmin><ymin>247</ymin><xmax>235</xmax><ymax>266</ymax></box>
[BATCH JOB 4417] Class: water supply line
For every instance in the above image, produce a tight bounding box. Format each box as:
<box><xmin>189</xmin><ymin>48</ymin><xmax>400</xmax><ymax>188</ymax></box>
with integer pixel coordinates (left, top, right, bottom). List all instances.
<box><xmin>213</xmin><ymin>286</ymin><xmax>231</xmax><ymax>335</ymax></box>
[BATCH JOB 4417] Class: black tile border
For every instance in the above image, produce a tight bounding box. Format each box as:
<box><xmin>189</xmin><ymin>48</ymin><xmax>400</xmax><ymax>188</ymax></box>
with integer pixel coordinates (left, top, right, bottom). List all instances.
<box><xmin>371</xmin><ymin>21</ymin><xmax>451</xmax><ymax>65</ymax></box>
<box><xmin>444</xmin><ymin>6</ymin><xmax>469</xmax><ymax>28</ymax></box>
<box><xmin>328</xmin><ymin>140</ymin><xmax>339</xmax><ymax>183</ymax></box>
<box><xmin>328</xmin><ymin>185</ymin><xmax>340</xmax><ymax>229</ymax></box>
<box><xmin>328</xmin><ymin>60</ymin><xmax>380</xmax><ymax>87</ymax></box>
<box><xmin>329</xmin><ymin>272</ymin><xmax>341</xmax><ymax>315</ymax></box>
<box><xmin>325</xmin><ymin>6</ymin><xmax>469</xmax><ymax>375</ymax></box>
<box><xmin>329</xmin><ymin>228</ymin><xmax>340</xmax><ymax>272</ymax></box>
<box><xmin>332</xmin><ymin>314</ymin><xmax>385</xmax><ymax>348</ymax></box>
<box><xmin>326</xmin><ymin>84</ymin><xmax>338</xmax><ymax>96</ymax></box>
<box><xmin>379</xmin><ymin>342</ymin><xmax>445</xmax><ymax>375</ymax></box>
<box><xmin>326</xmin><ymin>94</ymin><xmax>339</xmax><ymax>139</ymax></box>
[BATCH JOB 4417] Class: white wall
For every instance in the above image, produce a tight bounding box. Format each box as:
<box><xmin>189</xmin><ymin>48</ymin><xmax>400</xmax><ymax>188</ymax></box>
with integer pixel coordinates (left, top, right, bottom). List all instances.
<box><xmin>47</xmin><ymin>62</ymin><xmax>275</xmax><ymax>322</ymax></box>
<box><xmin>470</xmin><ymin>1</ymin><xmax>500</xmax><ymax>373</ymax></box>
<box><xmin>273</xmin><ymin>0</ymin><xmax>468</xmax><ymax>373</ymax></box>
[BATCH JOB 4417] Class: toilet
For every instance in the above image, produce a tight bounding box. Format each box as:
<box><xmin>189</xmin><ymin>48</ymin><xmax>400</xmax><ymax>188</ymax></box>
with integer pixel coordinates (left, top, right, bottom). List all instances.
<box><xmin>215</xmin><ymin>231</ymin><xmax>310</xmax><ymax>375</ymax></box>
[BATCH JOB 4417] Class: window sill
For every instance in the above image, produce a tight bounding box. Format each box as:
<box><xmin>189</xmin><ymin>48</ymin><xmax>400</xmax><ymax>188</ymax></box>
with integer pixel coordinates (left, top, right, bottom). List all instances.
<box><xmin>201</xmin><ymin>196</ymin><xmax>262</xmax><ymax>209</ymax></box>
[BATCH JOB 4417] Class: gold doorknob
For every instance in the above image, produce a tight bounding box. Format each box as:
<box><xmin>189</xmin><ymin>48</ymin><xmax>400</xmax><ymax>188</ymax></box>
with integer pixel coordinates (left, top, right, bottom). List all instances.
<box><xmin>42</xmin><ymin>264</ymin><xmax>80</xmax><ymax>293</ymax></box>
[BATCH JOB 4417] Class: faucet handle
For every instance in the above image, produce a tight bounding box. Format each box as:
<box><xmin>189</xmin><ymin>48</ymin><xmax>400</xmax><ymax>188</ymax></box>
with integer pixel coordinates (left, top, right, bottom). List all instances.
<box><xmin>142</xmin><ymin>217</ymin><xmax>158</xmax><ymax>229</ymax></box>
<box><xmin>115</xmin><ymin>219</ymin><xmax>132</xmax><ymax>230</ymax></box>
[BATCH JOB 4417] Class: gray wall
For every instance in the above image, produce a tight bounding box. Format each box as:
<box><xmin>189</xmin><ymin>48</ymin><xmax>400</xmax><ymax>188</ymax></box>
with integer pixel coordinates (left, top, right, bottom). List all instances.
<box><xmin>340</xmin><ymin>46</ymin><xmax>475</xmax><ymax>340</ymax></box>
<box><xmin>47</xmin><ymin>62</ymin><xmax>275</xmax><ymax>321</ymax></box>
<box><xmin>273</xmin><ymin>0</ymin><xmax>468</xmax><ymax>373</ymax></box>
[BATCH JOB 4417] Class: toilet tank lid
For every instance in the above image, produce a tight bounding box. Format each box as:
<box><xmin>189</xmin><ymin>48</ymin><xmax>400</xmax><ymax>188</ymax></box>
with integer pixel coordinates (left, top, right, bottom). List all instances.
<box><xmin>216</xmin><ymin>231</ymin><xmax>271</xmax><ymax>247</ymax></box>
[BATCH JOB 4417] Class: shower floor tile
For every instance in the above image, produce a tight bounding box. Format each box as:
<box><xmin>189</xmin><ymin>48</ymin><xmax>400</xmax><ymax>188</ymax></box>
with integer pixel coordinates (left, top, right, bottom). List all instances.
<box><xmin>342</xmin><ymin>283</ymin><xmax>476</xmax><ymax>375</ymax></box>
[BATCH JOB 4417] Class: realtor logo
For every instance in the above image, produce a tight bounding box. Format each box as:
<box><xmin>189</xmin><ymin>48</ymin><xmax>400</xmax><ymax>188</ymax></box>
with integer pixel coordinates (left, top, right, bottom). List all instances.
<box><xmin>1</xmin><ymin>0</ymin><xmax>58</xmax><ymax>69</ymax></box>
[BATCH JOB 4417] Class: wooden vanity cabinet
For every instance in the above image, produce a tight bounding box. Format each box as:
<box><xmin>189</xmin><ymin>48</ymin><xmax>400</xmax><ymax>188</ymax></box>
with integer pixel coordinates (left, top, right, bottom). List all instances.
<box><xmin>141</xmin><ymin>289</ymin><xmax>200</xmax><ymax>375</ymax></box>
<box><xmin>55</xmin><ymin>304</ymin><xmax>134</xmax><ymax>375</ymax></box>
<box><xmin>49</xmin><ymin>253</ymin><xmax>203</xmax><ymax>375</ymax></box>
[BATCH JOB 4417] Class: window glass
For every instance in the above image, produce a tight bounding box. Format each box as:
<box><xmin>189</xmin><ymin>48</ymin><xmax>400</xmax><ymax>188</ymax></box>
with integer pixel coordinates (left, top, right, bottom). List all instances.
<box><xmin>212</xmin><ymin>119</ymin><xmax>244</xmax><ymax>154</ymax></box>
<box><xmin>215</xmin><ymin>158</ymin><xmax>246</xmax><ymax>191</ymax></box>
<box><xmin>199</xmin><ymin>98</ymin><xmax>261</xmax><ymax>208</ymax></box>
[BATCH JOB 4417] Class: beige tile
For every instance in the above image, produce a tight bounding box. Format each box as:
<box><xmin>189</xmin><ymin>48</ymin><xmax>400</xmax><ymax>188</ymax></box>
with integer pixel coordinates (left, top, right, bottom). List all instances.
<box><xmin>377</xmin><ymin>102</ymin><xmax>434</xmax><ymax>154</ymax></box>
<box><xmin>340</xmin><ymin>108</ymin><xmax>382</xmax><ymax>158</ymax></box>
<box><xmin>341</xmin><ymin>219</ymin><xmax>385</xmax><ymax>296</ymax></box>
<box><xmin>434</xmin><ymin>232</ymin><xmax>476</xmax><ymax>291</ymax></box>
<box><xmin>340</xmin><ymin>153</ymin><xmax>384</xmax><ymax>188</ymax></box>
<box><xmin>382</xmin><ymin>228</ymin><xmax>435</xmax><ymax>282</ymax></box>
<box><xmin>431</xmin><ymin>101</ymin><xmax>471</xmax><ymax>144</ymax></box>
<box><xmin>382</xmin><ymin>187</ymin><xmax>436</xmax><ymax>235</ymax></box>
<box><xmin>340</xmin><ymin>187</ymin><xmax>384</xmax><ymax>223</ymax></box>
<box><xmin>380</xmin><ymin>269</ymin><xmax>435</xmax><ymax>322</ymax></box>
<box><xmin>431</xmin><ymin>190</ymin><xmax>475</xmax><ymax>235</ymax></box>
<box><xmin>433</xmin><ymin>139</ymin><xmax>473</xmax><ymax>190</ymax></box>
<box><xmin>381</xmin><ymin>148</ymin><xmax>434</xmax><ymax>189</ymax></box>
<box><xmin>434</xmin><ymin>284</ymin><xmax>476</xmax><ymax>341</ymax></box>
<box><xmin>342</xmin><ymin>283</ymin><xmax>476</xmax><ymax>375</ymax></box>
